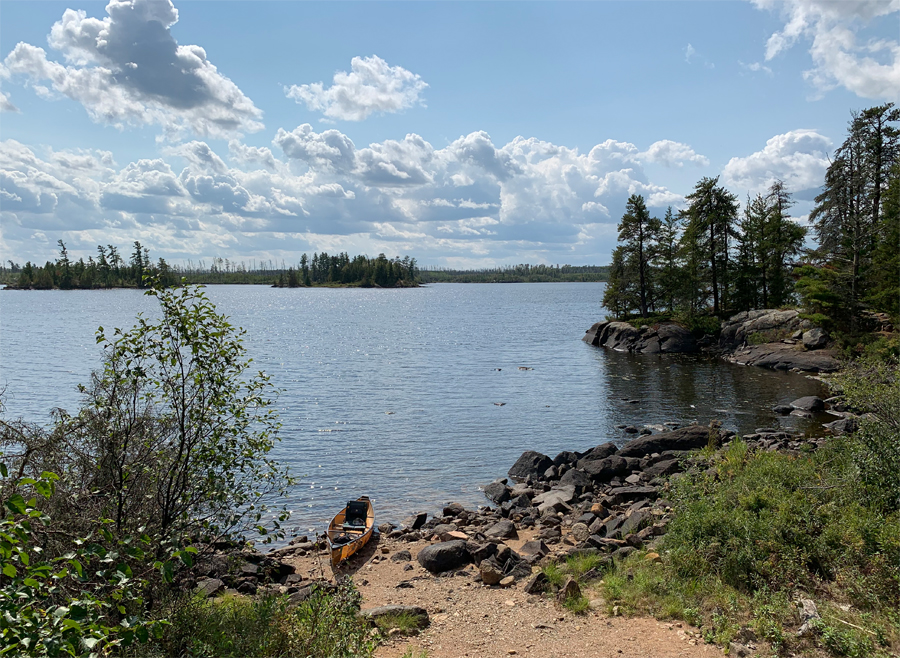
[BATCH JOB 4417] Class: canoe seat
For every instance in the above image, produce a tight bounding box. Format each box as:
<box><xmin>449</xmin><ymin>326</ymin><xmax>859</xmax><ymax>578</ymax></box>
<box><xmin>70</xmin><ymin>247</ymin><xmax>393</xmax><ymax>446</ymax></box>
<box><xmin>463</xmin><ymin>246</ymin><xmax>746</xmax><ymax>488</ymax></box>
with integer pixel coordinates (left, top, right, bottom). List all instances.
<box><xmin>341</xmin><ymin>500</ymin><xmax>368</xmax><ymax>531</ymax></box>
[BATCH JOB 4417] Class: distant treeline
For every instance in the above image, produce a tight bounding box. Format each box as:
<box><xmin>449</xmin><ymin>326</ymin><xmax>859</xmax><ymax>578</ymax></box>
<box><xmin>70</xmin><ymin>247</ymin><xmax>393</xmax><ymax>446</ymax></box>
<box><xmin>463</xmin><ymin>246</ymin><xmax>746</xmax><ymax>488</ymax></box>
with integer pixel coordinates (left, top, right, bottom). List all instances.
<box><xmin>1</xmin><ymin>241</ymin><xmax>419</xmax><ymax>289</ymax></box>
<box><xmin>419</xmin><ymin>264</ymin><xmax>609</xmax><ymax>283</ymax></box>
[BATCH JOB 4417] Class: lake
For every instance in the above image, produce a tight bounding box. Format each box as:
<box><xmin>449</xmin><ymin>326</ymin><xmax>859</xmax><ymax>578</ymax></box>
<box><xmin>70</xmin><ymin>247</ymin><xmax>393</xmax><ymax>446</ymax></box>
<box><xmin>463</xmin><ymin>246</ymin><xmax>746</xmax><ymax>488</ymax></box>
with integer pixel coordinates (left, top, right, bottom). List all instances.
<box><xmin>0</xmin><ymin>283</ymin><xmax>826</xmax><ymax>537</ymax></box>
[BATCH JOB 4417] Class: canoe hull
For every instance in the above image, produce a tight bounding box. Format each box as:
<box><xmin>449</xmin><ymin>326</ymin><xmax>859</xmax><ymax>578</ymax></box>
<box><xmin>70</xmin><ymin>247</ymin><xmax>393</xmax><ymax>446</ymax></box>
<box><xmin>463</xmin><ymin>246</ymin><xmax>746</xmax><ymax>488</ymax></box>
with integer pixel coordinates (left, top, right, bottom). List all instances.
<box><xmin>326</xmin><ymin>496</ymin><xmax>375</xmax><ymax>569</ymax></box>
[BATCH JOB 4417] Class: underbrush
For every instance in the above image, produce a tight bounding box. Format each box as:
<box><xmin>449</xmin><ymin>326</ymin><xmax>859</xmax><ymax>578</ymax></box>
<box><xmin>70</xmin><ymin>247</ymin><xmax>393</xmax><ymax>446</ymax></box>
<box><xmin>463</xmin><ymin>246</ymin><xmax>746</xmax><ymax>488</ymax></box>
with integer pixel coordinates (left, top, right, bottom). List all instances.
<box><xmin>140</xmin><ymin>583</ymin><xmax>376</xmax><ymax>658</ymax></box>
<box><xmin>599</xmin><ymin>438</ymin><xmax>900</xmax><ymax>656</ymax></box>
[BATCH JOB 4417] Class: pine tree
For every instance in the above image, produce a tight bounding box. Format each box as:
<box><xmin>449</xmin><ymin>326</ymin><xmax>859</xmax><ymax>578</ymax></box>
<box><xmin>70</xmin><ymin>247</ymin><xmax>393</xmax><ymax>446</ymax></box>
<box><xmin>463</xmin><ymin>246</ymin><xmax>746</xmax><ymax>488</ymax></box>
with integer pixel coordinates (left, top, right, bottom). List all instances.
<box><xmin>616</xmin><ymin>194</ymin><xmax>660</xmax><ymax>318</ymax></box>
<box><xmin>682</xmin><ymin>177</ymin><xmax>739</xmax><ymax>315</ymax></box>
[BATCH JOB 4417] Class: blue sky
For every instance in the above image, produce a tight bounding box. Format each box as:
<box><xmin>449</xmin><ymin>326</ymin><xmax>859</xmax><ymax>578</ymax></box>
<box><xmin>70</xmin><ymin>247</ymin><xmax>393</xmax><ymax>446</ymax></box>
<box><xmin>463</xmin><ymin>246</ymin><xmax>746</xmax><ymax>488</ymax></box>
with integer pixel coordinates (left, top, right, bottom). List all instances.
<box><xmin>1</xmin><ymin>0</ymin><xmax>898</xmax><ymax>268</ymax></box>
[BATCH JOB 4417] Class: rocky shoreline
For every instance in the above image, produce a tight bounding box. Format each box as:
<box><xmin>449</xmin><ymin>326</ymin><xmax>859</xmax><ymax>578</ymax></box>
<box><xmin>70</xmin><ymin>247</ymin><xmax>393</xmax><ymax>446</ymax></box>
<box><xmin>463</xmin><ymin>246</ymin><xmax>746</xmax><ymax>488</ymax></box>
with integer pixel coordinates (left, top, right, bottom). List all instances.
<box><xmin>583</xmin><ymin>309</ymin><xmax>840</xmax><ymax>373</ymax></box>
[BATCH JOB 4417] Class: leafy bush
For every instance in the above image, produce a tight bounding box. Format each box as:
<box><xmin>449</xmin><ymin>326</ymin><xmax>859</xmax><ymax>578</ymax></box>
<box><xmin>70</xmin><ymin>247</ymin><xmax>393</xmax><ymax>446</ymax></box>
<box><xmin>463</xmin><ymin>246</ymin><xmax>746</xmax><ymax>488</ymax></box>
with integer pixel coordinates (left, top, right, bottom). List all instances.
<box><xmin>0</xmin><ymin>467</ymin><xmax>163</xmax><ymax>657</ymax></box>
<box><xmin>833</xmin><ymin>356</ymin><xmax>900</xmax><ymax>511</ymax></box>
<box><xmin>152</xmin><ymin>582</ymin><xmax>376</xmax><ymax>658</ymax></box>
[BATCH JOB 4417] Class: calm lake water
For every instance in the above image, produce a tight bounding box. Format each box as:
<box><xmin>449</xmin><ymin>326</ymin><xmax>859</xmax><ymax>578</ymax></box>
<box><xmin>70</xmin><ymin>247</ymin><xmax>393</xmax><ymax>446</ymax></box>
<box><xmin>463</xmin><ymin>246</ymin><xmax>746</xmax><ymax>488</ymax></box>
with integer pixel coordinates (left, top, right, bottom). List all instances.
<box><xmin>0</xmin><ymin>283</ymin><xmax>826</xmax><ymax>538</ymax></box>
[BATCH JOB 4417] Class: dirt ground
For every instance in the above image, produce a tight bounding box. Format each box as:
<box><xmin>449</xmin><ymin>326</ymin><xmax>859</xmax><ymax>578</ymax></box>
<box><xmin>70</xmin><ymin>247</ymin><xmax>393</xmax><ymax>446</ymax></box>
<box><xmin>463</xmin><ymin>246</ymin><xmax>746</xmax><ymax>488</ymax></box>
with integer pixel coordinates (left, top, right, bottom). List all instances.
<box><xmin>285</xmin><ymin>532</ymin><xmax>725</xmax><ymax>658</ymax></box>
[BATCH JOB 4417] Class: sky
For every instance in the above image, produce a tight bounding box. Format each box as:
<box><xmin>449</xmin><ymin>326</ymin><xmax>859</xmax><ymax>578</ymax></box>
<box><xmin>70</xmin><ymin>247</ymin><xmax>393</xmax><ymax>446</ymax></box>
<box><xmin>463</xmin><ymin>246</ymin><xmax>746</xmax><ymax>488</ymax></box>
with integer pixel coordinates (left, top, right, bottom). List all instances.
<box><xmin>0</xmin><ymin>0</ymin><xmax>898</xmax><ymax>269</ymax></box>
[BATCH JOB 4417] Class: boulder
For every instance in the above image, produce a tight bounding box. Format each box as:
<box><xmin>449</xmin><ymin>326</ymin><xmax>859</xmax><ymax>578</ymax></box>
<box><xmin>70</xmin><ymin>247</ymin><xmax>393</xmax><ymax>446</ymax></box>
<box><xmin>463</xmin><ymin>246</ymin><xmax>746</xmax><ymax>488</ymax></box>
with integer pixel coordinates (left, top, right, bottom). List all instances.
<box><xmin>467</xmin><ymin>541</ymin><xmax>498</xmax><ymax>564</ymax></box>
<box><xmin>581</xmin><ymin>442</ymin><xmax>619</xmax><ymax>461</ymax></box>
<box><xmin>553</xmin><ymin>450</ymin><xmax>581</xmax><ymax>466</ymax></box>
<box><xmin>618</xmin><ymin>510</ymin><xmax>647</xmax><ymax>536</ymax></box>
<box><xmin>559</xmin><ymin>468</ymin><xmax>592</xmax><ymax>490</ymax></box>
<box><xmin>484</xmin><ymin>519</ymin><xmax>518</xmax><ymax>540</ymax></box>
<box><xmin>570</xmin><ymin>522</ymin><xmax>591</xmax><ymax>543</ymax></box>
<box><xmin>417</xmin><ymin>541</ymin><xmax>470</xmax><ymax>573</ymax></box>
<box><xmin>654</xmin><ymin>323</ymin><xmax>698</xmax><ymax>353</ymax></box>
<box><xmin>802</xmin><ymin>328</ymin><xmax>829</xmax><ymax>350</ymax></box>
<box><xmin>727</xmin><ymin>342</ymin><xmax>839</xmax><ymax>372</ymax></box>
<box><xmin>508</xmin><ymin>451</ymin><xmax>553</xmax><ymax>481</ymax></box>
<box><xmin>791</xmin><ymin>396</ymin><xmax>825</xmax><ymax>412</ymax></box>
<box><xmin>479</xmin><ymin>560</ymin><xmax>503</xmax><ymax>586</ymax></box>
<box><xmin>642</xmin><ymin>458</ymin><xmax>681</xmax><ymax>478</ymax></box>
<box><xmin>578</xmin><ymin>455</ymin><xmax>628</xmax><ymax>481</ymax></box>
<box><xmin>390</xmin><ymin>550</ymin><xmax>412</xmax><ymax>563</ymax></box>
<box><xmin>557</xmin><ymin>576</ymin><xmax>582</xmax><ymax>603</ymax></box>
<box><xmin>442</xmin><ymin>503</ymin><xmax>465</xmax><ymax>517</ymax></box>
<box><xmin>617</xmin><ymin>425</ymin><xmax>714</xmax><ymax>458</ymax></box>
<box><xmin>195</xmin><ymin>577</ymin><xmax>225</xmax><ymax>598</ymax></box>
<box><xmin>823</xmin><ymin>417</ymin><xmax>858</xmax><ymax>435</ymax></box>
<box><xmin>361</xmin><ymin>605</ymin><xmax>429</xmax><ymax>629</ymax></box>
<box><xmin>773</xmin><ymin>404</ymin><xmax>793</xmax><ymax>414</ymax></box>
<box><xmin>402</xmin><ymin>512</ymin><xmax>427</xmax><ymax>530</ymax></box>
<box><xmin>523</xmin><ymin>571</ymin><xmax>549</xmax><ymax>594</ymax></box>
<box><xmin>518</xmin><ymin>539</ymin><xmax>549</xmax><ymax>558</ymax></box>
<box><xmin>719</xmin><ymin>309</ymin><xmax>802</xmax><ymax>349</ymax></box>
<box><xmin>483</xmin><ymin>481</ymin><xmax>511</xmax><ymax>504</ymax></box>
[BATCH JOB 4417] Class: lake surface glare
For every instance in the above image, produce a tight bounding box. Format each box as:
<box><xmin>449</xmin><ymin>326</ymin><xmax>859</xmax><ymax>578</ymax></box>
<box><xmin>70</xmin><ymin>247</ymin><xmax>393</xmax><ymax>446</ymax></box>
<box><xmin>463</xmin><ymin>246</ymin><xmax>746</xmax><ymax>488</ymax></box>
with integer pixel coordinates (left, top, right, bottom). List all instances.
<box><xmin>0</xmin><ymin>283</ymin><xmax>825</xmax><ymax>538</ymax></box>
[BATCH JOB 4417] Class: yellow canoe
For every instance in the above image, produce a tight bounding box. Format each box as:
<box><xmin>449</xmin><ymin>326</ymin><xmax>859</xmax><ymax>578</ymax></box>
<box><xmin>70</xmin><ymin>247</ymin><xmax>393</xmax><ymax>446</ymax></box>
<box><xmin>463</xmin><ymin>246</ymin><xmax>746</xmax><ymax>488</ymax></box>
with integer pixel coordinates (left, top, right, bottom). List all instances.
<box><xmin>326</xmin><ymin>496</ymin><xmax>375</xmax><ymax>569</ymax></box>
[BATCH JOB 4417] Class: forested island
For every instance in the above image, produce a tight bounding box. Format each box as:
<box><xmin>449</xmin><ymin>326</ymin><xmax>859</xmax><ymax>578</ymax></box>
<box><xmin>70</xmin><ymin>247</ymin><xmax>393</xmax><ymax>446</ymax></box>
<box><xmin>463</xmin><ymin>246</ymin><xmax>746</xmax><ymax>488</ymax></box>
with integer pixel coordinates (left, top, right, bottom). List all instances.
<box><xmin>1</xmin><ymin>245</ymin><xmax>420</xmax><ymax>289</ymax></box>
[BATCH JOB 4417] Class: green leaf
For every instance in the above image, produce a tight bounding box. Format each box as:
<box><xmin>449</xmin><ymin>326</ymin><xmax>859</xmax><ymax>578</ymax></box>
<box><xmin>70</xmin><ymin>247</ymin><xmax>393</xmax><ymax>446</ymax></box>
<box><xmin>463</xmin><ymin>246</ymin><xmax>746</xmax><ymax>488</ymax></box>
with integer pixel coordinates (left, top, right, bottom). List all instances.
<box><xmin>2</xmin><ymin>563</ymin><xmax>16</xmax><ymax>577</ymax></box>
<box><xmin>0</xmin><ymin>464</ymin><xmax>7</xmax><ymax>478</ymax></box>
<box><xmin>5</xmin><ymin>494</ymin><xmax>26</xmax><ymax>515</ymax></box>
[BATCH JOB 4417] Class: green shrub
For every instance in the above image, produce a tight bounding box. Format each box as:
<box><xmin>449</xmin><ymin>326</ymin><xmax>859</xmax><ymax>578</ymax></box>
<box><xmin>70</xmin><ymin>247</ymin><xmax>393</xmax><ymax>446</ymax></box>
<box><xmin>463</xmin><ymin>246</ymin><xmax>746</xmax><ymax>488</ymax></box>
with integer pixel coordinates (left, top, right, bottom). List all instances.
<box><xmin>151</xmin><ymin>583</ymin><xmax>375</xmax><ymax>658</ymax></box>
<box><xmin>832</xmin><ymin>356</ymin><xmax>900</xmax><ymax>512</ymax></box>
<box><xmin>0</xmin><ymin>467</ymin><xmax>163</xmax><ymax>657</ymax></box>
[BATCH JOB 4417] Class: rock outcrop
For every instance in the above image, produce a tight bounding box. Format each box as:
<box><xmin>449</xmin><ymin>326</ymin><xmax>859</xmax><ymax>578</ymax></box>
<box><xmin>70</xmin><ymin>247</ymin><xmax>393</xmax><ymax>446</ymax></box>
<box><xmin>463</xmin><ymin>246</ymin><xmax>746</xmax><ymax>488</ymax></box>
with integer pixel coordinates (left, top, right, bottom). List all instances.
<box><xmin>583</xmin><ymin>309</ymin><xmax>839</xmax><ymax>373</ymax></box>
<box><xmin>582</xmin><ymin>321</ymin><xmax>697</xmax><ymax>354</ymax></box>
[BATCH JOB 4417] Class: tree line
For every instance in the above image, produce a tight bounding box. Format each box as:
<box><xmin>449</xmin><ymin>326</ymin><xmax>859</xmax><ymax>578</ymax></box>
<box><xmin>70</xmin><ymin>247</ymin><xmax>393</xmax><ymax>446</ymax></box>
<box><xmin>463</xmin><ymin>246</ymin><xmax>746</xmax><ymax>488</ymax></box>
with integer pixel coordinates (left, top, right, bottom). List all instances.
<box><xmin>3</xmin><ymin>243</ymin><xmax>419</xmax><ymax>289</ymax></box>
<box><xmin>272</xmin><ymin>252</ymin><xmax>419</xmax><ymax>288</ymax></box>
<box><xmin>419</xmin><ymin>264</ymin><xmax>609</xmax><ymax>283</ymax></box>
<box><xmin>603</xmin><ymin>103</ymin><xmax>899</xmax><ymax>335</ymax></box>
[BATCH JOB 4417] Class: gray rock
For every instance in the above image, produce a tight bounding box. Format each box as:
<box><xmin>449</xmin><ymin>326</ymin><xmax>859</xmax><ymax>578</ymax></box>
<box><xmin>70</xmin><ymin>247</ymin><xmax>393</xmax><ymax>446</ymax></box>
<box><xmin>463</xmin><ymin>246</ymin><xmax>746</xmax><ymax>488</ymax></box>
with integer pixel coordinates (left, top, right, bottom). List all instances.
<box><xmin>519</xmin><ymin>539</ymin><xmax>549</xmax><ymax>558</ymax></box>
<box><xmin>390</xmin><ymin>550</ymin><xmax>412</xmax><ymax>562</ymax></box>
<box><xmin>608</xmin><ymin>485</ymin><xmax>659</xmax><ymax>501</ymax></box>
<box><xmin>559</xmin><ymin>468</ymin><xmax>592</xmax><ymax>490</ymax></box>
<box><xmin>361</xmin><ymin>605</ymin><xmax>430</xmax><ymax>629</ymax></box>
<box><xmin>479</xmin><ymin>560</ymin><xmax>503</xmax><ymax>585</ymax></box>
<box><xmin>557</xmin><ymin>576</ymin><xmax>582</xmax><ymax>603</ymax></box>
<box><xmin>195</xmin><ymin>577</ymin><xmax>225</xmax><ymax>598</ymax></box>
<box><xmin>581</xmin><ymin>442</ymin><xmax>618</xmax><ymax>461</ymax></box>
<box><xmin>617</xmin><ymin>425</ymin><xmax>715</xmax><ymax>458</ymax></box>
<box><xmin>417</xmin><ymin>540</ymin><xmax>471</xmax><ymax>573</ymax></box>
<box><xmin>466</xmin><ymin>541</ymin><xmax>498</xmax><ymax>564</ymax></box>
<box><xmin>823</xmin><ymin>417</ymin><xmax>858</xmax><ymax>435</ymax></box>
<box><xmin>728</xmin><ymin>641</ymin><xmax>752</xmax><ymax>657</ymax></box>
<box><xmin>523</xmin><ymin>571</ymin><xmax>549</xmax><ymax>594</ymax></box>
<box><xmin>727</xmin><ymin>342</ymin><xmax>839</xmax><ymax>373</ymax></box>
<box><xmin>442</xmin><ymin>503</ymin><xmax>465</xmax><ymax>517</ymax></box>
<box><xmin>508</xmin><ymin>451</ymin><xmax>553</xmax><ymax>481</ymax></box>
<box><xmin>642</xmin><ymin>458</ymin><xmax>681</xmax><ymax>478</ymax></box>
<box><xmin>484</xmin><ymin>519</ymin><xmax>518</xmax><ymax>540</ymax></box>
<box><xmin>402</xmin><ymin>512</ymin><xmax>427</xmax><ymax>530</ymax></box>
<box><xmin>773</xmin><ymin>404</ymin><xmax>793</xmax><ymax>414</ymax></box>
<box><xmin>791</xmin><ymin>396</ymin><xmax>825</xmax><ymax>412</ymax></box>
<box><xmin>570</xmin><ymin>522</ymin><xmax>591</xmax><ymax>543</ymax></box>
<box><xmin>553</xmin><ymin>450</ymin><xmax>581</xmax><ymax>466</ymax></box>
<box><xmin>802</xmin><ymin>328</ymin><xmax>828</xmax><ymax>350</ymax></box>
<box><xmin>483</xmin><ymin>481</ymin><xmax>511</xmax><ymax>504</ymax></box>
<box><xmin>797</xmin><ymin>598</ymin><xmax>821</xmax><ymax>636</ymax></box>
<box><xmin>618</xmin><ymin>510</ymin><xmax>647</xmax><ymax>536</ymax></box>
<box><xmin>578</xmin><ymin>455</ymin><xmax>628</xmax><ymax>481</ymax></box>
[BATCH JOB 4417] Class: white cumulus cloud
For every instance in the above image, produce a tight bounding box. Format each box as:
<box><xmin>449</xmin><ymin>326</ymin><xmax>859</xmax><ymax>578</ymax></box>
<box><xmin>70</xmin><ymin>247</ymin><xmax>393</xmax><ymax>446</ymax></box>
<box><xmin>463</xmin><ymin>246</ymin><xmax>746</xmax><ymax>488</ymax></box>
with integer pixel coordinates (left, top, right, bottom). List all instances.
<box><xmin>722</xmin><ymin>129</ymin><xmax>832</xmax><ymax>192</ymax></box>
<box><xmin>285</xmin><ymin>55</ymin><xmax>428</xmax><ymax>121</ymax></box>
<box><xmin>3</xmin><ymin>0</ymin><xmax>263</xmax><ymax>137</ymax></box>
<box><xmin>639</xmin><ymin>140</ymin><xmax>709</xmax><ymax>167</ymax></box>
<box><xmin>752</xmin><ymin>0</ymin><xmax>900</xmax><ymax>98</ymax></box>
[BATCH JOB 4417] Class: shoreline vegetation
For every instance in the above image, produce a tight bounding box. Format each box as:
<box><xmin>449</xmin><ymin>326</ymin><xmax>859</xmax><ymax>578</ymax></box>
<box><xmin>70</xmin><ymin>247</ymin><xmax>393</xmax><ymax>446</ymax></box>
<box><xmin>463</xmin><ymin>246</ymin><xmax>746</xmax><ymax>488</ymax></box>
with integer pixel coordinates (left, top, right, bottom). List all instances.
<box><xmin>0</xmin><ymin>249</ymin><xmax>610</xmax><ymax>290</ymax></box>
